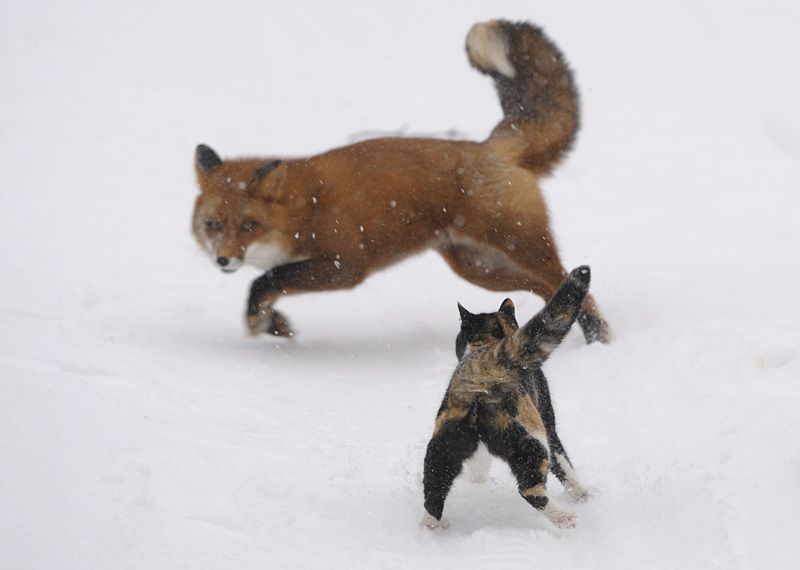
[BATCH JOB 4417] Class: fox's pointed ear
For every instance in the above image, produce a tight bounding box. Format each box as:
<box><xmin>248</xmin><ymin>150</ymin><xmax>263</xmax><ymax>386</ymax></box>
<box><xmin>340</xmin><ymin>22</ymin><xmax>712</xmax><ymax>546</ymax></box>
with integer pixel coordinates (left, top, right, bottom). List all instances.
<box><xmin>196</xmin><ymin>144</ymin><xmax>222</xmax><ymax>173</ymax></box>
<box><xmin>252</xmin><ymin>160</ymin><xmax>287</xmax><ymax>201</ymax></box>
<box><xmin>252</xmin><ymin>159</ymin><xmax>283</xmax><ymax>183</ymax></box>
<box><xmin>499</xmin><ymin>298</ymin><xmax>515</xmax><ymax>317</ymax></box>
<box><xmin>457</xmin><ymin>302</ymin><xmax>472</xmax><ymax>320</ymax></box>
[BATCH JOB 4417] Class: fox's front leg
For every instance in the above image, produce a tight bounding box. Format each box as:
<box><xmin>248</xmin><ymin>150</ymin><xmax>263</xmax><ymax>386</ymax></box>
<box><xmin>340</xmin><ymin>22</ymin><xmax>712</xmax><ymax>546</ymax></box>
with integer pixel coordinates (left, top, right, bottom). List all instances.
<box><xmin>246</xmin><ymin>258</ymin><xmax>366</xmax><ymax>337</ymax></box>
<box><xmin>247</xmin><ymin>270</ymin><xmax>294</xmax><ymax>337</ymax></box>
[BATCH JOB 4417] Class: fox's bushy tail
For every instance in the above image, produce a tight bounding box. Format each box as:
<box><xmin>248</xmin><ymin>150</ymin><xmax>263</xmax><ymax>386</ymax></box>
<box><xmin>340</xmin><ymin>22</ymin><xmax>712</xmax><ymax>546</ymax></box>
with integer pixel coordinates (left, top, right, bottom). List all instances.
<box><xmin>466</xmin><ymin>20</ymin><xmax>579</xmax><ymax>174</ymax></box>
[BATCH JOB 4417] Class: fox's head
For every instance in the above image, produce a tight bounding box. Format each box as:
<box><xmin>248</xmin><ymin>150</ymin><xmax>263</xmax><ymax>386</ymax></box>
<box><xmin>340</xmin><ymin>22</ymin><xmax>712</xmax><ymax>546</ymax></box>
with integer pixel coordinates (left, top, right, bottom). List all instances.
<box><xmin>455</xmin><ymin>298</ymin><xmax>519</xmax><ymax>360</ymax></box>
<box><xmin>192</xmin><ymin>144</ymin><xmax>294</xmax><ymax>273</ymax></box>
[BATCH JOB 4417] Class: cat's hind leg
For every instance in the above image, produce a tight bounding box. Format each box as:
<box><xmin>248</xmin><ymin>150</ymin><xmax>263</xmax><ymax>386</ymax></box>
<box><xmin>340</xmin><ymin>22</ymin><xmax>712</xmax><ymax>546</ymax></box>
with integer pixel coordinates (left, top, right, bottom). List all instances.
<box><xmin>421</xmin><ymin>411</ymin><xmax>480</xmax><ymax>527</ymax></box>
<box><xmin>550</xmin><ymin>448</ymin><xmax>592</xmax><ymax>502</ymax></box>
<box><xmin>527</xmin><ymin>369</ymin><xmax>592</xmax><ymax>502</ymax></box>
<box><xmin>502</xmin><ymin>425</ymin><xmax>577</xmax><ymax>528</ymax></box>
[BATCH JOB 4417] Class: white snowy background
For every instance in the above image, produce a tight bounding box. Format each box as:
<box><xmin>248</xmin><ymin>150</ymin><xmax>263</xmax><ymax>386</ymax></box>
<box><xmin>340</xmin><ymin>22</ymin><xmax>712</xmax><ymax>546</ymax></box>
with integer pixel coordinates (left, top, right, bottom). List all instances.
<box><xmin>1</xmin><ymin>0</ymin><xmax>799</xmax><ymax>568</ymax></box>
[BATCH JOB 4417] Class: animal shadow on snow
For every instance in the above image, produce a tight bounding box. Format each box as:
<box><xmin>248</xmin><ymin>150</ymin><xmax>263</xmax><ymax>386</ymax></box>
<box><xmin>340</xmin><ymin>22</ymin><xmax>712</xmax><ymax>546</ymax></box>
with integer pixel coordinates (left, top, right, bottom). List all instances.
<box><xmin>257</xmin><ymin>325</ymin><xmax>455</xmax><ymax>366</ymax></box>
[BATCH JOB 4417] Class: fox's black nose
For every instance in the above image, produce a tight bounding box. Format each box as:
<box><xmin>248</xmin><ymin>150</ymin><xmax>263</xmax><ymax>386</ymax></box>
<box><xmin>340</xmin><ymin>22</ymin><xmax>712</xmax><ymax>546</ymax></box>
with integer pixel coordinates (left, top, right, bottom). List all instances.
<box><xmin>217</xmin><ymin>256</ymin><xmax>229</xmax><ymax>267</ymax></box>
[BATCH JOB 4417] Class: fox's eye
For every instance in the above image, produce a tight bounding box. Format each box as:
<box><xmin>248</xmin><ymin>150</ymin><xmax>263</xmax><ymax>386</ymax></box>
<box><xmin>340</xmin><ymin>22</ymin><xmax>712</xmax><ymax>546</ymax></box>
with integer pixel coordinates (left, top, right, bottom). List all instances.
<box><xmin>240</xmin><ymin>221</ymin><xmax>258</xmax><ymax>233</ymax></box>
<box><xmin>205</xmin><ymin>219</ymin><xmax>222</xmax><ymax>232</ymax></box>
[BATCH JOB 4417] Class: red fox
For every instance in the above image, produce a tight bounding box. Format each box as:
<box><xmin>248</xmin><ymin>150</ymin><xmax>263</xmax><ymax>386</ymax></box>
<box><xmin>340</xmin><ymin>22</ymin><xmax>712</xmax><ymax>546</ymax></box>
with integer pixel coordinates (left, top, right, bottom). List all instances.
<box><xmin>192</xmin><ymin>20</ymin><xmax>610</xmax><ymax>343</ymax></box>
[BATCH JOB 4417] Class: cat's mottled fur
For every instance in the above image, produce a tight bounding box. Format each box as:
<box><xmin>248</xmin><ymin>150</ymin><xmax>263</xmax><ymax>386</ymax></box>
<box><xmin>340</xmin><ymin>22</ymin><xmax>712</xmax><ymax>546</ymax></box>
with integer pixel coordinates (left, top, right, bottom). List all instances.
<box><xmin>421</xmin><ymin>266</ymin><xmax>592</xmax><ymax>529</ymax></box>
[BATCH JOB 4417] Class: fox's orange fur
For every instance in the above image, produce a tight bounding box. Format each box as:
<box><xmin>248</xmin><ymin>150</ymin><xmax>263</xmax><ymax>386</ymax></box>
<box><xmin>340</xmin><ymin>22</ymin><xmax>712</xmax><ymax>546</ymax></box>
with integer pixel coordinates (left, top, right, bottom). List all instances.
<box><xmin>192</xmin><ymin>20</ymin><xmax>610</xmax><ymax>343</ymax></box>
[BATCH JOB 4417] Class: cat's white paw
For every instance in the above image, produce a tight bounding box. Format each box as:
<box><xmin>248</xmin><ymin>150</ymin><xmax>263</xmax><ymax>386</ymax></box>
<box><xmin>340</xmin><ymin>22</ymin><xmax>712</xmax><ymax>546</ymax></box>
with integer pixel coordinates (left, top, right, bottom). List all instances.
<box><xmin>553</xmin><ymin>453</ymin><xmax>594</xmax><ymax>503</ymax></box>
<box><xmin>544</xmin><ymin>501</ymin><xmax>577</xmax><ymax>529</ymax></box>
<box><xmin>419</xmin><ymin>512</ymin><xmax>449</xmax><ymax>529</ymax></box>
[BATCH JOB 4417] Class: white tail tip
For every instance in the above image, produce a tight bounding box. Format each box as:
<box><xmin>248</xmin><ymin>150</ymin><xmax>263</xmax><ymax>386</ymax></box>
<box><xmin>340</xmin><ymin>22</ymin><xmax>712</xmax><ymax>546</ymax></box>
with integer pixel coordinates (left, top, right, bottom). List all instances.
<box><xmin>466</xmin><ymin>22</ymin><xmax>516</xmax><ymax>79</ymax></box>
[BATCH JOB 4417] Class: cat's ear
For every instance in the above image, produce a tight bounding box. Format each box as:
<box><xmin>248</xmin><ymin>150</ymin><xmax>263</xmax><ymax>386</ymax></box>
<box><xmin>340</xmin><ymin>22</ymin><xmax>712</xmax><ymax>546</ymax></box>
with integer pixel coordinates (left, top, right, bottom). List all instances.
<box><xmin>499</xmin><ymin>298</ymin><xmax>515</xmax><ymax>317</ymax></box>
<box><xmin>457</xmin><ymin>302</ymin><xmax>473</xmax><ymax>321</ymax></box>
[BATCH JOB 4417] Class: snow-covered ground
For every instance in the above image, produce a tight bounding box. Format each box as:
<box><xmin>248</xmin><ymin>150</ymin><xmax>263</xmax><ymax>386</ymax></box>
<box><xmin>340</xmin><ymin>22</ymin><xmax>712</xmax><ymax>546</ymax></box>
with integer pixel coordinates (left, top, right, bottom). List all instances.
<box><xmin>2</xmin><ymin>1</ymin><xmax>799</xmax><ymax>568</ymax></box>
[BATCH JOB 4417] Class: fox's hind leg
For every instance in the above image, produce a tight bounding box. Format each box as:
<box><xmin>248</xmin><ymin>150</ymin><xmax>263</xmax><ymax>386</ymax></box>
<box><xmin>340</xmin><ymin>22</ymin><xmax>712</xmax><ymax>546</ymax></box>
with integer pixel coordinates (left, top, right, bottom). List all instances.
<box><xmin>438</xmin><ymin>237</ymin><xmax>605</xmax><ymax>345</ymax></box>
<box><xmin>422</xmin><ymin>409</ymin><xmax>480</xmax><ymax>527</ymax></box>
<box><xmin>457</xmin><ymin>178</ymin><xmax>610</xmax><ymax>343</ymax></box>
<box><xmin>438</xmin><ymin>238</ymin><xmax>550</xmax><ymax>295</ymax></box>
<box><xmin>499</xmin><ymin>213</ymin><xmax>609</xmax><ymax>345</ymax></box>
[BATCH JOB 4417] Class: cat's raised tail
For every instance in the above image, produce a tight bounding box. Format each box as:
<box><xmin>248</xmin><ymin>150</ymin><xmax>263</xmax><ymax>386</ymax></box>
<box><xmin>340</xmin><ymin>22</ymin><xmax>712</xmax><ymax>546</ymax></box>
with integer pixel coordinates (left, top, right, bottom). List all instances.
<box><xmin>505</xmin><ymin>266</ymin><xmax>591</xmax><ymax>367</ymax></box>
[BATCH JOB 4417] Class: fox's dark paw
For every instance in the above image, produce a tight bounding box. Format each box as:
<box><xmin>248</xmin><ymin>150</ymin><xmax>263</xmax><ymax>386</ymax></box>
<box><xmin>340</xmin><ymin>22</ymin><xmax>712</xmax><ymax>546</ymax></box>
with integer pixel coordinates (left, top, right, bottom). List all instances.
<box><xmin>247</xmin><ymin>309</ymin><xmax>294</xmax><ymax>337</ymax></box>
<box><xmin>578</xmin><ymin>312</ymin><xmax>611</xmax><ymax>344</ymax></box>
<box><xmin>247</xmin><ymin>310</ymin><xmax>270</xmax><ymax>337</ymax></box>
<box><xmin>267</xmin><ymin>309</ymin><xmax>294</xmax><ymax>337</ymax></box>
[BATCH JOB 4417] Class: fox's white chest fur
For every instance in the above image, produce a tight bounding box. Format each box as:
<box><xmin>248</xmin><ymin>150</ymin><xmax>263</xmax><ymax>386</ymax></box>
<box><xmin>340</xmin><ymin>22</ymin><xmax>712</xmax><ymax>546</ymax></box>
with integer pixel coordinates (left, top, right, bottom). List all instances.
<box><xmin>244</xmin><ymin>242</ymin><xmax>297</xmax><ymax>271</ymax></box>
